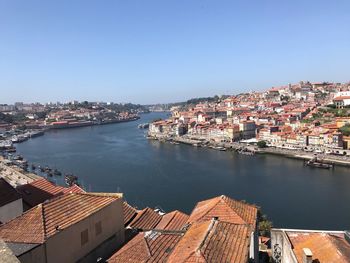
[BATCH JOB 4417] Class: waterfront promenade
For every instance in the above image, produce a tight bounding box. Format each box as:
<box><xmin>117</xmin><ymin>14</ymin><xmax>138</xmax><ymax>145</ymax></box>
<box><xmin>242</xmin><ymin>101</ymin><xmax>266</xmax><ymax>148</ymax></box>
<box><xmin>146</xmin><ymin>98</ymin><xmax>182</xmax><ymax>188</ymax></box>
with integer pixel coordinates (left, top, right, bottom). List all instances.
<box><xmin>0</xmin><ymin>156</ymin><xmax>41</xmax><ymax>187</ymax></box>
<box><xmin>148</xmin><ymin>133</ymin><xmax>350</xmax><ymax>167</ymax></box>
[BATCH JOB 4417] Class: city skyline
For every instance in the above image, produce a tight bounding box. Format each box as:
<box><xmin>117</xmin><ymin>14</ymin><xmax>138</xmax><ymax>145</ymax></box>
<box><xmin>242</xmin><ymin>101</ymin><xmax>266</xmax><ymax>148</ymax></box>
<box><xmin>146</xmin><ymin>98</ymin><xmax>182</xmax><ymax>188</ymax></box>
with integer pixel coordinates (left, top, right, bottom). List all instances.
<box><xmin>1</xmin><ymin>0</ymin><xmax>350</xmax><ymax>104</ymax></box>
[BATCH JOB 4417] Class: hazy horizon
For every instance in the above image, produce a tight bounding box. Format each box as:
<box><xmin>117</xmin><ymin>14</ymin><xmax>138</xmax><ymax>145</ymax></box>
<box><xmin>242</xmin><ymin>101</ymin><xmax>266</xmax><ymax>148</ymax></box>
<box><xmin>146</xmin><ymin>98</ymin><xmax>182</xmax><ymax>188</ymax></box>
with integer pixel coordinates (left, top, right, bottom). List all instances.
<box><xmin>1</xmin><ymin>0</ymin><xmax>350</xmax><ymax>104</ymax></box>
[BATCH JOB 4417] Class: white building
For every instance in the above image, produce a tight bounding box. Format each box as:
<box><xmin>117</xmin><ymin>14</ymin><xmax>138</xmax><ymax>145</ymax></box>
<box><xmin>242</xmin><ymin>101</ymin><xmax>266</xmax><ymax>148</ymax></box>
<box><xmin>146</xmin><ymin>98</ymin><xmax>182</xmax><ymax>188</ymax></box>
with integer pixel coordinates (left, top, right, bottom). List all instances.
<box><xmin>333</xmin><ymin>91</ymin><xmax>350</xmax><ymax>108</ymax></box>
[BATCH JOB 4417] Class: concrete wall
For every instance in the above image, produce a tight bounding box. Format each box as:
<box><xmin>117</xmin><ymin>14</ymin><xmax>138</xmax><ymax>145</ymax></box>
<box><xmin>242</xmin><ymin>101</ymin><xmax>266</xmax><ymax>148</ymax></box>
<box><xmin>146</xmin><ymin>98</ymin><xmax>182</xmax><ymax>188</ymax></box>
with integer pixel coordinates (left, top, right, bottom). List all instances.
<box><xmin>271</xmin><ymin>229</ymin><xmax>297</xmax><ymax>263</ymax></box>
<box><xmin>0</xmin><ymin>198</ymin><xmax>23</xmax><ymax>223</ymax></box>
<box><xmin>45</xmin><ymin>198</ymin><xmax>124</xmax><ymax>263</ymax></box>
<box><xmin>18</xmin><ymin>244</ymin><xmax>46</xmax><ymax>263</ymax></box>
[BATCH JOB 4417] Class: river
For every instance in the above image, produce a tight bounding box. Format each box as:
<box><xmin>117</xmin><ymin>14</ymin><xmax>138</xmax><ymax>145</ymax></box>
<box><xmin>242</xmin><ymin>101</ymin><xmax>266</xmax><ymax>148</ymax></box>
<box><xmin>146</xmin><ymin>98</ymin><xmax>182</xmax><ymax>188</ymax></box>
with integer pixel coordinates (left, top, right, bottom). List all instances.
<box><xmin>16</xmin><ymin>112</ymin><xmax>350</xmax><ymax>230</ymax></box>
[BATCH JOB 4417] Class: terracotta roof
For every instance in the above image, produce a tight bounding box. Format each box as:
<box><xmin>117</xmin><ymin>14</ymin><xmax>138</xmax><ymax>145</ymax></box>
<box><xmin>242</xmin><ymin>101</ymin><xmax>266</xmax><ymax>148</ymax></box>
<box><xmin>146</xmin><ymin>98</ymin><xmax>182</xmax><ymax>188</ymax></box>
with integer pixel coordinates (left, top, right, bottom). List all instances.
<box><xmin>155</xmin><ymin>210</ymin><xmax>189</xmax><ymax>231</ymax></box>
<box><xmin>16</xmin><ymin>178</ymin><xmax>85</xmax><ymax>207</ymax></box>
<box><xmin>129</xmin><ymin>207</ymin><xmax>162</xmax><ymax>230</ymax></box>
<box><xmin>333</xmin><ymin>96</ymin><xmax>350</xmax><ymax>101</ymax></box>
<box><xmin>0</xmin><ymin>205</ymin><xmax>45</xmax><ymax>243</ymax></box>
<box><xmin>287</xmin><ymin>231</ymin><xmax>350</xmax><ymax>263</ymax></box>
<box><xmin>167</xmin><ymin>219</ymin><xmax>252</xmax><ymax>263</ymax></box>
<box><xmin>0</xmin><ymin>192</ymin><xmax>122</xmax><ymax>244</ymax></box>
<box><xmin>108</xmin><ymin>230</ymin><xmax>183</xmax><ymax>263</ymax></box>
<box><xmin>123</xmin><ymin>202</ymin><xmax>137</xmax><ymax>226</ymax></box>
<box><xmin>0</xmin><ymin>178</ymin><xmax>21</xmax><ymax>207</ymax></box>
<box><xmin>187</xmin><ymin>195</ymin><xmax>258</xmax><ymax>228</ymax></box>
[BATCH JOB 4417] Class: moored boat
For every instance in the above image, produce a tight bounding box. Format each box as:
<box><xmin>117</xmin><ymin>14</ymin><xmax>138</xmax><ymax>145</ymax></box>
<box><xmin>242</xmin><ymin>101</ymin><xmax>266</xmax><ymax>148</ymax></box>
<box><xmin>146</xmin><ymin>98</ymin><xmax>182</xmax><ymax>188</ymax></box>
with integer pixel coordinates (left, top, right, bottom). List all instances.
<box><xmin>306</xmin><ymin>158</ymin><xmax>333</xmax><ymax>169</ymax></box>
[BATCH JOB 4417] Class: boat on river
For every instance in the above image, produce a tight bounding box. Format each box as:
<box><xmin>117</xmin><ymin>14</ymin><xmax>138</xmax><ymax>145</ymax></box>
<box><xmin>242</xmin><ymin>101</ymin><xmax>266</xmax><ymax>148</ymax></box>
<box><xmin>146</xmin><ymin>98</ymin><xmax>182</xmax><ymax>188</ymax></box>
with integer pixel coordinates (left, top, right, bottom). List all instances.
<box><xmin>211</xmin><ymin>146</ymin><xmax>226</xmax><ymax>151</ymax></box>
<box><xmin>306</xmin><ymin>158</ymin><xmax>333</xmax><ymax>169</ymax></box>
<box><xmin>238</xmin><ymin>150</ymin><xmax>255</xmax><ymax>156</ymax></box>
<box><xmin>138</xmin><ymin>123</ymin><xmax>149</xmax><ymax>129</ymax></box>
<box><xmin>53</xmin><ymin>169</ymin><xmax>62</xmax><ymax>176</ymax></box>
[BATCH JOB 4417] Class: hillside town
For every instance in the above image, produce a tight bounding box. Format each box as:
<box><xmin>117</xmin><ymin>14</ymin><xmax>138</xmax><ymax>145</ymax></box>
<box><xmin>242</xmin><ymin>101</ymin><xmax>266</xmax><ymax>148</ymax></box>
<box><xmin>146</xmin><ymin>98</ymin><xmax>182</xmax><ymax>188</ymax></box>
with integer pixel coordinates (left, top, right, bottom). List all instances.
<box><xmin>148</xmin><ymin>81</ymin><xmax>350</xmax><ymax>165</ymax></box>
<box><xmin>1</xmin><ymin>81</ymin><xmax>350</xmax><ymax>262</ymax></box>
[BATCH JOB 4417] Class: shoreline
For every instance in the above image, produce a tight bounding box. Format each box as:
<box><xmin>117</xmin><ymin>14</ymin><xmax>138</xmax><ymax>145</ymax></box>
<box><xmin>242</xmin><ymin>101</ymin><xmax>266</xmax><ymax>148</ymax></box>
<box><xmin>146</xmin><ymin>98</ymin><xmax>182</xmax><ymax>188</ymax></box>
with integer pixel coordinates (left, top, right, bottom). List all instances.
<box><xmin>47</xmin><ymin>116</ymin><xmax>140</xmax><ymax>130</ymax></box>
<box><xmin>257</xmin><ymin>148</ymin><xmax>350</xmax><ymax>167</ymax></box>
<box><xmin>148</xmin><ymin>134</ymin><xmax>350</xmax><ymax>168</ymax></box>
<box><xmin>0</xmin><ymin>116</ymin><xmax>143</xmax><ymax>186</ymax></box>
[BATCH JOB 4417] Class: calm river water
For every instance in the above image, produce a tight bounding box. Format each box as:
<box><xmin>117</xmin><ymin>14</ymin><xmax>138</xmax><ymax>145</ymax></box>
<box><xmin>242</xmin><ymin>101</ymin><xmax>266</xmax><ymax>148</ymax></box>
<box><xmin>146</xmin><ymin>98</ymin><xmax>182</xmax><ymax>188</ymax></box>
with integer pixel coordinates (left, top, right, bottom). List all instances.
<box><xmin>16</xmin><ymin>112</ymin><xmax>350</xmax><ymax>230</ymax></box>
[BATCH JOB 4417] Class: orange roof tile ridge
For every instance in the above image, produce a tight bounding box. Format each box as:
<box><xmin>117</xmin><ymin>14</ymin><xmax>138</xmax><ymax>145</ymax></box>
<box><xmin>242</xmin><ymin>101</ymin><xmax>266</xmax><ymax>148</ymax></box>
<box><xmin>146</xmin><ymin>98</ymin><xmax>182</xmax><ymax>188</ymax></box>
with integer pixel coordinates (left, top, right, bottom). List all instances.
<box><xmin>196</xmin><ymin>197</ymin><xmax>223</xmax><ymax>222</ymax></box>
<box><xmin>143</xmin><ymin>232</ymin><xmax>153</xmax><ymax>257</ymax></box>
<box><xmin>40</xmin><ymin>204</ymin><xmax>48</xmax><ymax>241</ymax></box>
<box><xmin>196</xmin><ymin>219</ymin><xmax>218</xmax><ymax>254</ymax></box>
<box><xmin>131</xmin><ymin>207</ymin><xmax>155</xmax><ymax>227</ymax></box>
<box><xmin>222</xmin><ymin>196</ymin><xmax>258</xmax><ymax>225</ymax></box>
<box><xmin>162</xmin><ymin>211</ymin><xmax>178</xmax><ymax>230</ymax></box>
<box><xmin>148</xmin><ymin>229</ymin><xmax>185</xmax><ymax>235</ymax></box>
<box><xmin>222</xmin><ymin>195</ymin><xmax>258</xmax><ymax>209</ymax></box>
<box><xmin>76</xmin><ymin>192</ymin><xmax>122</xmax><ymax>198</ymax></box>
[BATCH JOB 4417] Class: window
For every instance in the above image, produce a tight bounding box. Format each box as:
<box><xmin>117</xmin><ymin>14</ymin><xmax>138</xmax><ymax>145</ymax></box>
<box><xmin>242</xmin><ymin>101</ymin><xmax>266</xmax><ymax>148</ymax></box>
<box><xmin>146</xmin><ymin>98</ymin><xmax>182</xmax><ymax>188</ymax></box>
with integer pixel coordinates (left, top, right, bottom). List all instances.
<box><xmin>95</xmin><ymin>221</ymin><xmax>102</xmax><ymax>236</ymax></box>
<box><xmin>81</xmin><ymin>229</ymin><xmax>89</xmax><ymax>246</ymax></box>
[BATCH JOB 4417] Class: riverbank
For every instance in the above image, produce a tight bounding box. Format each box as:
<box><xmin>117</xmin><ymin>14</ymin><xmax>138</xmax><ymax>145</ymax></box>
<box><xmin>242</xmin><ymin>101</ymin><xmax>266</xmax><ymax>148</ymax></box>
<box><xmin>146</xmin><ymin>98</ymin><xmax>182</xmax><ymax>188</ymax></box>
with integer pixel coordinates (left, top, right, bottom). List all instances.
<box><xmin>1</xmin><ymin>116</ymin><xmax>141</xmax><ymax>147</ymax></box>
<box><xmin>147</xmin><ymin>134</ymin><xmax>350</xmax><ymax>167</ymax></box>
<box><xmin>257</xmin><ymin>147</ymin><xmax>350</xmax><ymax>167</ymax></box>
<box><xmin>14</xmin><ymin>111</ymin><xmax>350</xmax><ymax>230</ymax></box>
<box><xmin>0</xmin><ymin>156</ymin><xmax>41</xmax><ymax>187</ymax></box>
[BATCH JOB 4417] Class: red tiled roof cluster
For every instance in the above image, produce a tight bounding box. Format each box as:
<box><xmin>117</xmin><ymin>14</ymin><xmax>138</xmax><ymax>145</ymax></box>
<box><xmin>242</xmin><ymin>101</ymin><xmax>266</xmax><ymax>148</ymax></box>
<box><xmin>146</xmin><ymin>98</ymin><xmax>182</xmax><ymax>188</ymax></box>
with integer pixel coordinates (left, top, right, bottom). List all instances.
<box><xmin>108</xmin><ymin>230</ymin><xmax>183</xmax><ymax>263</ymax></box>
<box><xmin>123</xmin><ymin>201</ymin><xmax>137</xmax><ymax>226</ymax></box>
<box><xmin>0</xmin><ymin>192</ymin><xmax>121</xmax><ymax>244</ymax></box>
<box><xmin>155</xmin><ymin>210</ymin><xmax>189</xmax><ymax>231</ymax></box>
<box><xmin>110</xmin><ymin>195</ymin><xmax>258</xmax><ymax>263</ymax></box>
<box><xmin>16</xmin><ymin>178</ymin><xmax>85</xmax><ymax>207</ymax></box>
<box><xmin>129</xmin><ymin>207</ymin><xmax>163</xmax><ymax>230</ymax></box>
<box><xmin>188</xmin><ymin>195</ymin><xmax>258</xmax><ymax>228</ymax></box>
<box><xmin>167</xmin><ymin>220</ymin><xmax>251</xmax><ymax>263</ymax></box>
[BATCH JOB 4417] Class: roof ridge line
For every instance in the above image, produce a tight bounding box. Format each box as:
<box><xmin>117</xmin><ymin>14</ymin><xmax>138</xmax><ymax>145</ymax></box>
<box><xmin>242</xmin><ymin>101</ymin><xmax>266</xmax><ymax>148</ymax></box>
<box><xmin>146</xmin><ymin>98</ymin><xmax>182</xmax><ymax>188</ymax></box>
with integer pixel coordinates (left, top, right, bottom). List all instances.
<box><xmin>130</xmin><ymin>207</ymin><xmax>150</xmax><ymax>226</ymax></box>
<box><xmin>151</xmin><ymin>229</ymin><xmax>186</xmax><ymax>235</ymax></box>
<box><xmin>197</xmin><ymin>197</ymin><xmax>222</xmax><ymax>222</ymax></box>
<box><xmin>223</xmin><ymin>197</ymin><xmax>256</xmax><ymax>225</ymax></box>
<box><xmin>143</xmin><ymin>232</ymin><xmax>153</xmax><ymax>257</ymax></box>
<box><xmin>196</xmin><ymin>219</ymin><xmax>218</xmax><ymax>253</ymax></box>
<box><xmin>41</xmin><ymin>204</ymin><xmax>48</xmax><ymax>241</ymax></box>
<box><xmin>163</xmin><ymin>211</ymin><xmax>177</xmax><ymax>229</ymax></box>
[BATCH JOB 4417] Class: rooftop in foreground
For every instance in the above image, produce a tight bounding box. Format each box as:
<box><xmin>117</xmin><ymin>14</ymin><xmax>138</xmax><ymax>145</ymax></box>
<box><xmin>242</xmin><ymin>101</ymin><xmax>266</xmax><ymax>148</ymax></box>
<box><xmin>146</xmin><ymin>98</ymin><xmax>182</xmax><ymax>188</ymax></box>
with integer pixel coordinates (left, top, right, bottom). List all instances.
<box><xmin>0</xmin><ymin>192</ymin><xmax>122</xmax><ymax>244</ymax></box>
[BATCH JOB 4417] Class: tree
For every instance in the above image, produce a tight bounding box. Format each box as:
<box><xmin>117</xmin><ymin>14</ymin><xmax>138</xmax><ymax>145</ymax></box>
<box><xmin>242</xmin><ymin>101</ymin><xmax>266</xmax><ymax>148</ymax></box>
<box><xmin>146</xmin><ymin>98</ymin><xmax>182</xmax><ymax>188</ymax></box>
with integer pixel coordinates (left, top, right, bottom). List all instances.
<box><xmin>258</xmin><ymin>209</ymin><xmax>273</xmax><ymax>237</ymax></box>
<box><xmin>257</xmin><ymin>140</ymin><xmax>267</xmax><ymax>148</ymax></box>
<box><xmin>340</xmin><ymin>124</ymin><xmax>350</xmax><ymax>136</ymax></box>
<box><xmin>259</xmin><ymin>219</ymin><xmax>273</xmax><ymax>237</ymax></box>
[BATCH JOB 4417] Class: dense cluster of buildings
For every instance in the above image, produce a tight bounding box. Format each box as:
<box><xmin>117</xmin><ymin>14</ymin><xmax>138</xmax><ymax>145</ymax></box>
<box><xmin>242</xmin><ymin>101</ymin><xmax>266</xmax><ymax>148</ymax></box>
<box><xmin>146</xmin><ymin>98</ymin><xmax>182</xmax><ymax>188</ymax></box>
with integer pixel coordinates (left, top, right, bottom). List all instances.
<box><xmin>149</xmin><ymin>81</ymin><xmax>350</xmax><ymax>153</ymax></box>
<box><xmin>0</xmin><ymin>101</ymin><xmax>143</xmax><ymax>132</ymax></box>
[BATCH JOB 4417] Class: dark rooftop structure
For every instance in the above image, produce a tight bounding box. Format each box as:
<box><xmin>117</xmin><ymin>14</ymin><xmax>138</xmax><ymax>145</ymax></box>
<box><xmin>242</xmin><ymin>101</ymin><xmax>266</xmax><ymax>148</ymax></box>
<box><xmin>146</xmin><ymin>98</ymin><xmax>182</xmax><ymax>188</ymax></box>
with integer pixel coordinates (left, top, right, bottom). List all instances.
<box><xmin>0</xmin><ymin>178</ymin><xmax>21</xmax><ymax>208</ymax></box>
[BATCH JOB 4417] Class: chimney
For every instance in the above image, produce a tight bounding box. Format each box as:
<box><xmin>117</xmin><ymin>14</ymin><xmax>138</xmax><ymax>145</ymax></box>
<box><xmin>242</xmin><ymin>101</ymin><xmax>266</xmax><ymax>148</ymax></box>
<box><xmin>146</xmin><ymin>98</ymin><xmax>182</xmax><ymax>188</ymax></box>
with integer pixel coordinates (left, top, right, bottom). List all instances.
<box><xmin>302</xmin><ymin>248</ymin><xmax>313</xmax><ymax>263</ymax></box>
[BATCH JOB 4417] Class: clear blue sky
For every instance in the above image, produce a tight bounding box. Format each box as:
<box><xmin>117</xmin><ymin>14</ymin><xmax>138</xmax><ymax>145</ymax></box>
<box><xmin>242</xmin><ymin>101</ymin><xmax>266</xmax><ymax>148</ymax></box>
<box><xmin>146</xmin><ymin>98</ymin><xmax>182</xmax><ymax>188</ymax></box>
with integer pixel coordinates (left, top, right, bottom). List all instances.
<box><xmin>1</xmin><ymin>0</ymin><xmax>349</xmax><ymax>104</ymax></box>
